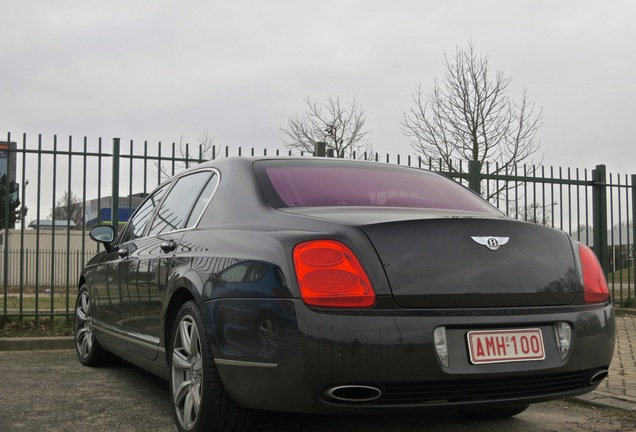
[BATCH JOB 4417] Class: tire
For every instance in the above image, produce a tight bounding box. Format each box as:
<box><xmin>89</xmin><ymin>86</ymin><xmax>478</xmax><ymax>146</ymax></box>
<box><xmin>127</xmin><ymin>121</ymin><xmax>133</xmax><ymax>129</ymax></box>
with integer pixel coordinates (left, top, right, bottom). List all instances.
<box><xmin>74</xmin><ymin>285</ymin><xmax>117</xmax><ymax>366</ymax></box>
<box><xmin>457</xmin><ymin>404</ymin><xmax>530</xmax><ymax>420</ymax></box>
<box><xmin>170</xmin><ymin>301</ymin><xmax>252</xmax><ymax>432</ymax></box>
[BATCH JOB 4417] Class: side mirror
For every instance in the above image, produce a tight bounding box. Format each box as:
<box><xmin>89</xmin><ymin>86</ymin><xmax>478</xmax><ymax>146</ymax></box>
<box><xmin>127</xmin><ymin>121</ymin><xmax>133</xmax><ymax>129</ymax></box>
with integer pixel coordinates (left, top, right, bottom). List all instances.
<box><xmin>90</xmin><ymin>225</ymin><xmax>115</xmax><ymax>252</ymax></box>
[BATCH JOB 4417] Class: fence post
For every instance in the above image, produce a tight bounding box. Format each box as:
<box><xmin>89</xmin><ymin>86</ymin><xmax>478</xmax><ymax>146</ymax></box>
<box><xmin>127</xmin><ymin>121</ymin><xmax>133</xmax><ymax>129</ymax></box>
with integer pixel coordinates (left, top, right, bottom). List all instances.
<box><xmin>468</xmin><ymin>160</ymin><xmax>482</xmax><ymax>195</ymax></box>
<box><xmin>2</xmin><ymin>135</ymin><xmax>11</xmax><ymax>316</ymax></box>
<box><xmin>592</xmin><ymin>164</ymin><xmax>608</xmax><ymax>274</ymax></box>
<box><xmin>112</xmin><ymin>138</ymin><xmax>120</xmax><ymax>238</ymax></box>
<box><xmin>632</xmin><ymin>174</ymin><xmax>636</xmax><ymax>280</ymax></box>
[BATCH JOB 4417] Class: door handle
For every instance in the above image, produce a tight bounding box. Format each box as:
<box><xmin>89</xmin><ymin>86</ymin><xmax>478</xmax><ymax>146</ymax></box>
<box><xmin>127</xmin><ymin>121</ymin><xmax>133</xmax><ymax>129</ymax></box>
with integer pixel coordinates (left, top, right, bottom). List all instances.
<box><xmin>117</xmin><ymin>248</ymin><xmax>130</xmax><ymax>259</ymax></box>
<box><xmin>160</xmin><ymin>239</ymin><xmax>178</xmax><ymax>253</ymax></box>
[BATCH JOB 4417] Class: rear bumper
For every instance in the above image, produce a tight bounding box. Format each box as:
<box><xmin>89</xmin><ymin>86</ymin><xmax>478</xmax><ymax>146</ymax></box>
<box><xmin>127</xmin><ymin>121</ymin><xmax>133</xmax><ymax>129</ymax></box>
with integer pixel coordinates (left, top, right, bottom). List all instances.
<box><xmin>202</xmin><ymin>299</ymin><xmax>615</xmax><ymax>414</ymax></box>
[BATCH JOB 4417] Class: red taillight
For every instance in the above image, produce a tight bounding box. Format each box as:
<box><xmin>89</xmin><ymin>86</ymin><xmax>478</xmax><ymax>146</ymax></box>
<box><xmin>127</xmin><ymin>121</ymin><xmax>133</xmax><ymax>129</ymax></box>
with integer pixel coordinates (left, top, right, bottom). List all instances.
<box><xmin>293</xmin><ymin>240</ymin><xmax>376</xmax><ymax>308</ymax></box>
<box><xmin>579</xmin><ymin>244</ymin><xmax>610</xmax><ymax>303</ymax></box>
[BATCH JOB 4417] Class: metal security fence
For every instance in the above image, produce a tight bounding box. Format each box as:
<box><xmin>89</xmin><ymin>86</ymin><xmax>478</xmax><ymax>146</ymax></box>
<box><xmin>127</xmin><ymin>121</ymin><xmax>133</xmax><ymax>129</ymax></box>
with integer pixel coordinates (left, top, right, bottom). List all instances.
<box><xmin>0</xmin><ymin>249</ymin><xmax>94</xmax><ymax>287</ymax></box>
<box><xmin>1</xmin><ymin>134</ymin><xmax>634</xmax><ymax>322</ymax></box>
<box><xmin>1</xmin><ymin>134</ymin><xmax>308</xmax><ymax>321</ymax></box>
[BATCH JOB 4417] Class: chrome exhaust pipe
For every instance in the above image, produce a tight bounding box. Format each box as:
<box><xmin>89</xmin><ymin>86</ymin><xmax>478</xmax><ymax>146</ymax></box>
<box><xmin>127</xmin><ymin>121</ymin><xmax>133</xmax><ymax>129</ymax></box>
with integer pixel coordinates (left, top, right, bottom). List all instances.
<box><xmin>324</xmin><ymin>385</ymin><xmax>383</xmax><ymax>403</ymax></box>
<box><xmin>587</xmin><ymin>368</ymin><xmax>609</xmax><ymax>385</ymax></box>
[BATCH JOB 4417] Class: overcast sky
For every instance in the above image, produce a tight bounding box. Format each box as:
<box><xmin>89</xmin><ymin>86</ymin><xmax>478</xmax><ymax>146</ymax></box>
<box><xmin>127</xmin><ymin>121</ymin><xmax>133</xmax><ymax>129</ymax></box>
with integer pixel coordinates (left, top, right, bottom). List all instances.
<box><xmin>3</xmin><ymin>0</ymin><xmax>635</xmax><ymax>176</ymax></box>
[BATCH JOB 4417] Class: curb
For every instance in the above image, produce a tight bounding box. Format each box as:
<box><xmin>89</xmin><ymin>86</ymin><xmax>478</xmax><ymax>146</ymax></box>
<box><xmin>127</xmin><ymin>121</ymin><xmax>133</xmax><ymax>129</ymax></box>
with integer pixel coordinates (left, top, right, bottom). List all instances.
<box><xmin>615</xmin><ymin>307</ymin><xmax>636</xmax><ymax>316</ymax></box>
<box><xmin>572</xmin><ymin>391</ymin><xmax>636</xmax><ymax>411</ymax></box>
<box><xmin>0</xmin><ymin>336</ymin><xmax>74</xmax><ymax>351</ymax></box>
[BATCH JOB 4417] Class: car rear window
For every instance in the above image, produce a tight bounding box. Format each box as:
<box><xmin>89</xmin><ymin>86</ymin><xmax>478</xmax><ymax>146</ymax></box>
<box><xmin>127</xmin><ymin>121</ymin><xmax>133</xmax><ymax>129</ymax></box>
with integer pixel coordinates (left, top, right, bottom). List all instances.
<box><xmin>254</xmin><ymin>160</ymin><xmax>498</xmax><ymax>213</ymax></box>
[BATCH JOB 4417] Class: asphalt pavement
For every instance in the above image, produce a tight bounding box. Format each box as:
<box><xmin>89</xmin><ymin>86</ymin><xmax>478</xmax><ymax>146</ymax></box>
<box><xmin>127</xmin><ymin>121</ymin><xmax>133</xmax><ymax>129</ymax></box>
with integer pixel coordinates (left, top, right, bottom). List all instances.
<box><xmin>0</xmin><ymin>349</ymin><xmax>174</xmax><ymax>432</ymax></box>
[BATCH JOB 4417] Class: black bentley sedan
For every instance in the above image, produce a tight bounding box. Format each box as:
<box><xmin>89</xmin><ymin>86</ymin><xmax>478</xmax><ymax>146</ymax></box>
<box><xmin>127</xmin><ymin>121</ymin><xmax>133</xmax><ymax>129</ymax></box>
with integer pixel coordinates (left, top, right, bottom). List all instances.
<box><xmin>75</xmin><ymin>157</ymin><xmax>615</xmax><ymax>432</ymax></box>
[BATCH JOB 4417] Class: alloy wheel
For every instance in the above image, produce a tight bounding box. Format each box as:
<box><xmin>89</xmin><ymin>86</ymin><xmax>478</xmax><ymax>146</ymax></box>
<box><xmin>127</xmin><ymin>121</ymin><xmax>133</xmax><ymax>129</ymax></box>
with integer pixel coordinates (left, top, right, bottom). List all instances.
<box><xmin>172</xmin><ymin>315</ymin><xmax>204</xmax><ymax>430</ymax></box>
<box><xmin>75</xmin><ymin>289</ymin><xmax>93</xmax><ymax>360</ymax></box>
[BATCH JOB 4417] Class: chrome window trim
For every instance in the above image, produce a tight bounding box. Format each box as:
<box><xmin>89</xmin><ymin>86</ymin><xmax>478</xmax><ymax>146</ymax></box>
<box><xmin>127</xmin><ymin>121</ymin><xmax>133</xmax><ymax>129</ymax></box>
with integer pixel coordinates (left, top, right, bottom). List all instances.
<box><xmin>140</xmin><ymin>167</ymin><xmax>221</xmax><ymax>239</ymax></box>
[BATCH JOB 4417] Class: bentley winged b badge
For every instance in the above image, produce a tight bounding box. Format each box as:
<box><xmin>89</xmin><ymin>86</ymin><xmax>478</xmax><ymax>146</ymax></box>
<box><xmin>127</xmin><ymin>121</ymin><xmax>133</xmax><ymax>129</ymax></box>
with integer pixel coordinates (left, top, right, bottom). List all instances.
<box><xmin>471</xmin><ymin>236</ymin><xmax>510</xmax><ymax>251</ymax></box>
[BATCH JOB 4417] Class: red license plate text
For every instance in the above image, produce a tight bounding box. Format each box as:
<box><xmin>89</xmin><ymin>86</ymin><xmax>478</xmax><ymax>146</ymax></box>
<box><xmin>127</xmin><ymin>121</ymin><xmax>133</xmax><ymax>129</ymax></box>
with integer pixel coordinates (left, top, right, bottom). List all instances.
<box><xmin>467</xmin><ymin>328</ymin><xmax>545</xmax><ymax>364</ymax></box>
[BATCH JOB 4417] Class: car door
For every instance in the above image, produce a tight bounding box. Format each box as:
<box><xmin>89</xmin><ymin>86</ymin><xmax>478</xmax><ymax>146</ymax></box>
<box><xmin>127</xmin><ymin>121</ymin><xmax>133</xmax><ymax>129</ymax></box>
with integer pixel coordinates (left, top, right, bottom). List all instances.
<box><xmin>120</xmin><ymin>170</ymin><xmax>217</xmax><ymax>360</ymax></box>
<box><xmin>91</xmin><ymin>184</ymin><xmax>169</xmax><ymax>351</ymax></box>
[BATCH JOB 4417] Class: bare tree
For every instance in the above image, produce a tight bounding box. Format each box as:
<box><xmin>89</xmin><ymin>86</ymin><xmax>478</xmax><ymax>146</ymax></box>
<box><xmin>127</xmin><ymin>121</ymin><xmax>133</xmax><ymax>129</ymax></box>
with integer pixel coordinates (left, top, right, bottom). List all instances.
<box><xmin>50</xmin><ymin>191</ymin><xmax>83</xmax><ymax>229</ymax></box>
<box><xmin>402</xmin><ymin>40</ymin><xmax>543</xmax><ymax>199</ymax></box>
<box><xmin>282</xmin><ymin>96</ymin><xmax>372</xmax><ymax>158</ymax></box>
<box><xmin>508</xmin><ymin>201</ymin><xmax>555</xmax><ymax>226</ymax></box>
<box><xmin>157</xmin><ymin>129</ymin><xmax>218</xmax><ymax>178</ymax></box>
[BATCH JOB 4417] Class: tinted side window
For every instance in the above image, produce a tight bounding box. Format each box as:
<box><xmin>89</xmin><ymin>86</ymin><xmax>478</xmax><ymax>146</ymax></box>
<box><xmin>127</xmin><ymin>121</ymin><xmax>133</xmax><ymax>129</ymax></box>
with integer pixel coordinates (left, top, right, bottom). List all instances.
<box><xmin>148</xmin><ymin>171</ymin><xmax>212</xmax><ymax>236</ymax></box>
<box><xmin>118</xmin><ymin>185</ymin><xmax>168</xmax><ymax>244</ymax></box>
<box><xmin>185</xmin><ymin>173</ymin><xmax>218</xmax><ymax>229</ymax></box>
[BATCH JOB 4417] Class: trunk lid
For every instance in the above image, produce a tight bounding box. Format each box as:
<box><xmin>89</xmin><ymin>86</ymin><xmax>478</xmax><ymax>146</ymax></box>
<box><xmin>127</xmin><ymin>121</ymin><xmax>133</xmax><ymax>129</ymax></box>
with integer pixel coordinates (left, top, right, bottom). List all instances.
<box><xmin>361</xmin><ymin>217</ymin><xmax>579</xmax><ymax>308</ymax></box>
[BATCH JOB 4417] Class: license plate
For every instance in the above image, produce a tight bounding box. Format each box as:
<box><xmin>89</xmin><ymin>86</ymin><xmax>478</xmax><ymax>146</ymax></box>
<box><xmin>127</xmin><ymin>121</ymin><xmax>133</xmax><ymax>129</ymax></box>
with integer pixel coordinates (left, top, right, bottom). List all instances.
<box><xmin>467</xmin><ymin>328</ymin><xmax>545</xmax><ymax>364</ymax></box>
